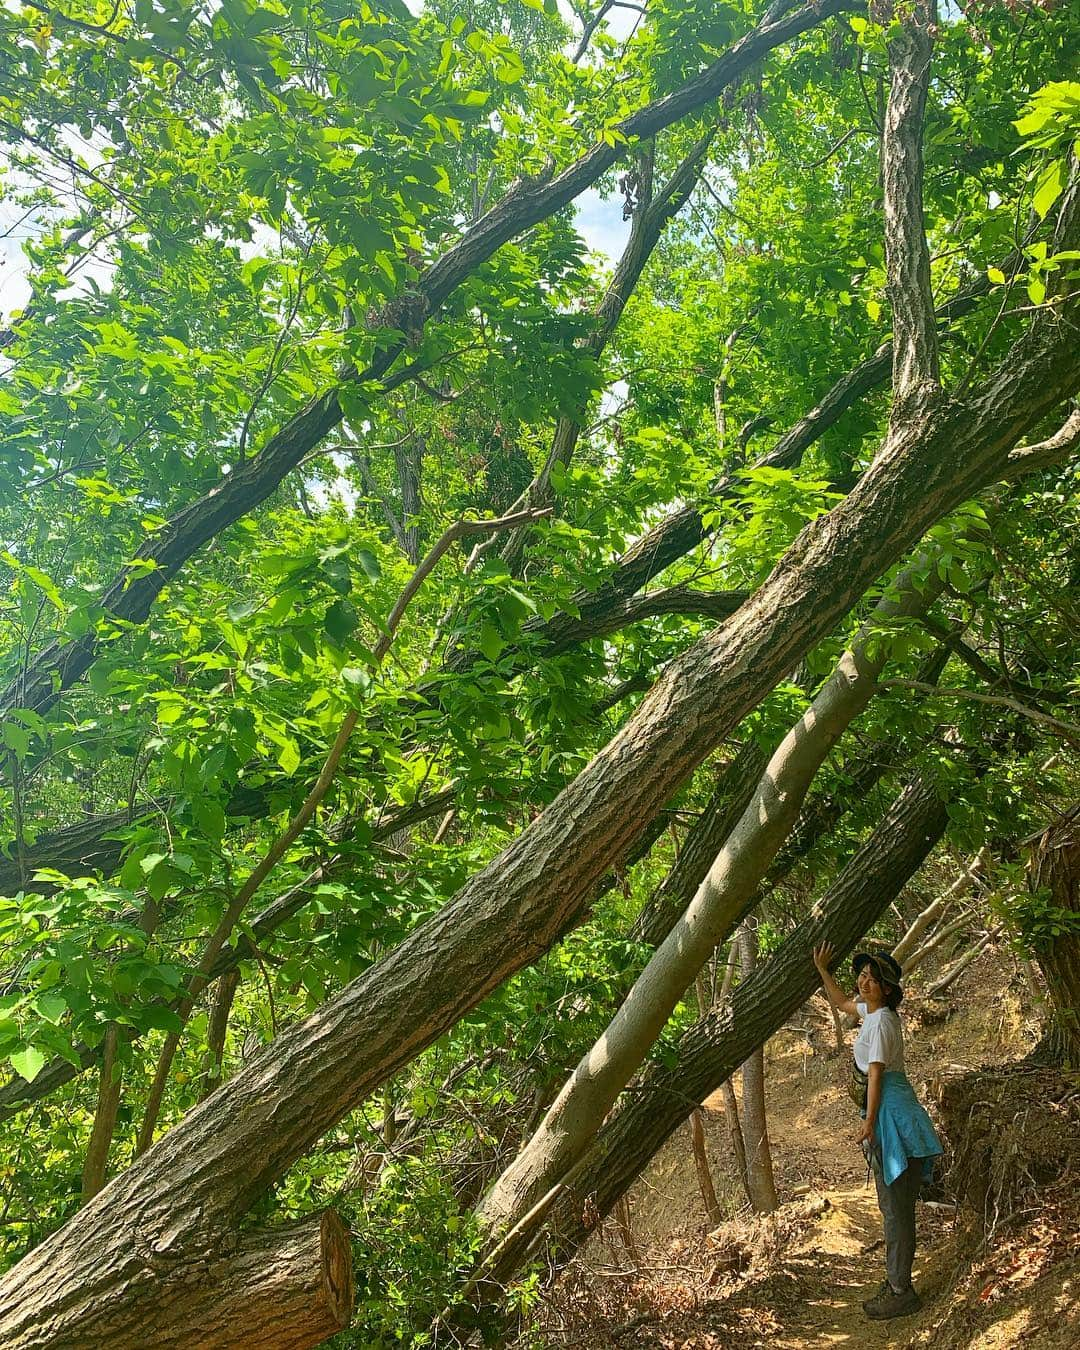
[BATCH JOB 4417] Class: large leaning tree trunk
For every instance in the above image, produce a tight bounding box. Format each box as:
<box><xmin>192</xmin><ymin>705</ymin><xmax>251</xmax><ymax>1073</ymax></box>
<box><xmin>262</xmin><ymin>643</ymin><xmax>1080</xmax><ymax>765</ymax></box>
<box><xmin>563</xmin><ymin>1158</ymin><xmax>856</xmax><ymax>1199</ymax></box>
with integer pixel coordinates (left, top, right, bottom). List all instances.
<box><xmin>1026</xmin><ymin>806</ymin><xmax>1080</xmax><ymax>1066</ymax></box>
<box><xmin>0</xmin><ymin>291</ymin><xmax>1077</xmax><ymax>1350</ymax></box>
<box><xmin>475</xmin><ymin>538</ymin><xmax>946</xmax><ymax>1236</ymax></box>
<box><xmin>472</xmin><ymin>771</ymin><xmax>959</xmax><ymax>1296</ymax></box>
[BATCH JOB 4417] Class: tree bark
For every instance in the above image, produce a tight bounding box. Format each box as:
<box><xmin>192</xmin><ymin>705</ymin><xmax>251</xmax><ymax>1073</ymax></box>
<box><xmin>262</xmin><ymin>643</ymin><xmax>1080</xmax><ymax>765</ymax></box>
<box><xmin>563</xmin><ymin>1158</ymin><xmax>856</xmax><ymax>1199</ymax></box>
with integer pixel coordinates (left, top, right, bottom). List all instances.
<box><xmin>81</xmin><ymin>1025</ymin><xmax>121</xmax><ymax>1204</ymax></box>
<box><xmin>1026</xmin><ymin>808</ymin><xmax>1080</xmax><ymax>1065</ymax></box>
<box><xmin>736</xmin><ymin>922</ymin><xmax>778</xmax><ymax>1213</ymax></box>
<box><xmin>688</xmin><ymin>1109</ymin><xmax>723</xmax><ymax>1227</ymax></box>
<box><xmin>0</xmin><ymin>1208</ymin><xmax>354</xmax><ymax>1350</ymax></box>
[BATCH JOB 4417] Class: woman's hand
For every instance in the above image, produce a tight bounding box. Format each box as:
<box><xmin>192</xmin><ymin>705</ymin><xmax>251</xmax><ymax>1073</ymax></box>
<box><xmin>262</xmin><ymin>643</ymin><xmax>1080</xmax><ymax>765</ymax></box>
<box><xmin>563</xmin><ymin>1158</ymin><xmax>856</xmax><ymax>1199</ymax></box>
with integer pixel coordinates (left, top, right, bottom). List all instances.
<box><xmin>812</xmin><ymin>942</ymin><xmax>835</xmax><ymax>975</ymax></box>
<box><xmin>856</xmin><ymin>1119</ymin><xmax>874</xmax><ymax>1148</ymax></box>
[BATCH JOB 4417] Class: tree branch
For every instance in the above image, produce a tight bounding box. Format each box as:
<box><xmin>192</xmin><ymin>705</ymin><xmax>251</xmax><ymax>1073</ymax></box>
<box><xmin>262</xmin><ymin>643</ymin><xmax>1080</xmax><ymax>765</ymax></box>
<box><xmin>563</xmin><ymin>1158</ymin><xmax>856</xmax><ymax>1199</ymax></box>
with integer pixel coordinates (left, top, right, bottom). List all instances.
<box><xmin>882</xmin><ymin>0</ymin><xmax>939</xmax><ymax>405</ymax></box>
<box><xmin>878</xmin><ymin>680</ymin><xmax>1080</xmax><ymax>749</ymax></box>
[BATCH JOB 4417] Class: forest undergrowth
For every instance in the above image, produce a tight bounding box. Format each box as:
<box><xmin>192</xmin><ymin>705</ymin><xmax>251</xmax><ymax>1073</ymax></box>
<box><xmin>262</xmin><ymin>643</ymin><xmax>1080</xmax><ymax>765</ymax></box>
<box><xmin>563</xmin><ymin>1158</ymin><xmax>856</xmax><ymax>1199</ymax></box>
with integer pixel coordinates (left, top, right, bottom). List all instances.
<box><xmin>537</xmin><ymin>948</ymin><xmax>1080</xmax><ymax>1349</ymax></box>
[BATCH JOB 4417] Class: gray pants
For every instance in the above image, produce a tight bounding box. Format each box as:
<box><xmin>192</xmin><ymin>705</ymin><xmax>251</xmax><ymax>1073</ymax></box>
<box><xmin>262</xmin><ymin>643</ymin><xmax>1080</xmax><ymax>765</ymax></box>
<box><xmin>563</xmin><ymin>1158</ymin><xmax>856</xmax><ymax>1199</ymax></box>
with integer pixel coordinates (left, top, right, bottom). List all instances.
<box><xmin>871</xmin><ymin>1151</ymin><xmax>924</xmax><ymax>1293</ymax></box>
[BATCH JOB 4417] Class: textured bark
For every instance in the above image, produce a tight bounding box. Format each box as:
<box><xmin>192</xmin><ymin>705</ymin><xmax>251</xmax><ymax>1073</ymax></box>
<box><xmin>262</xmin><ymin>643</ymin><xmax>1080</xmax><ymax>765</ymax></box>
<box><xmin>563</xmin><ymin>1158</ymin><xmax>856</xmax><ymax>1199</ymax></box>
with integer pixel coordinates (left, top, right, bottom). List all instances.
<box><xmin>1</xmin><ymin>214</ymin><xmax>1076</xmax><ymax>1336</ymax></box>
<box><xmin>503</xmin><ymin>774</ymin><xmax>955</xmax><ymax>1282</ymax></box>
<box><xmin>80</xmin><ymin>1025</ymin><xmax>121</xmax><ymax>1204</ymax></box>
<box><xmin>736</xmin><ymin>923</ymin><xmax>778</xmax><ymax>1214</ymax></box>
<box><xmin>0</xmin><ymin>0</ymin><xmax>852</xmax><ymax>739</ymax></box>
<box><xmin>0</xmin><ymin>1209</ymin><xmax>353</xmax><ymax>1350</ymax></box>
<box><xmin>1026</xmin><ymin>809</ymin><xmax>1080</xmax><ymax>1065</ymax></box>
<box><xmin>882</xmin><ymin>1</ymin><xmax>939</xmax><ymax>406</ymax></box>
<box><xmin>718</xmin><ymin>1080</ymin><xmax>750</xmax><ymax>1204</ymax></box>
<box><xmin>200</xmin><ymin>968</ymin><xmax>241</xmax><ymax>1102</ymax></box>
<box><xmin>688</xmin><ymin>1109</ymin><xmax>723</xmax><ymax>1227</ymax></box>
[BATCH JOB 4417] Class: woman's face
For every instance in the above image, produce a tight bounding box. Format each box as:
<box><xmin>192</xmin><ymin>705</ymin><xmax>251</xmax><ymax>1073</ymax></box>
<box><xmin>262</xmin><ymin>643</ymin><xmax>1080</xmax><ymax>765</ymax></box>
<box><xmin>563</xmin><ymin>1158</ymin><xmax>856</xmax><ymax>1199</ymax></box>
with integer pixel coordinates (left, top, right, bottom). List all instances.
<box><xmin>857</xmin><ymin>964</ymin><xmax>884</xmax><ymax>1004</ymax></box>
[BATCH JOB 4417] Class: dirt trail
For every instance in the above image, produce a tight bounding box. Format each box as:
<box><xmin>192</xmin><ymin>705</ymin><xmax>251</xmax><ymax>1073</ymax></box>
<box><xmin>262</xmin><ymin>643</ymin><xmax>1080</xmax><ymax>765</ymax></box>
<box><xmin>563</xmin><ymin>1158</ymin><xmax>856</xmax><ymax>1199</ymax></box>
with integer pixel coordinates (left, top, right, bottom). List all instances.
<box><xmin>769</xmin><ymin>1184</ymin><xmax>928</xmax><ymax>1349</ymax></box>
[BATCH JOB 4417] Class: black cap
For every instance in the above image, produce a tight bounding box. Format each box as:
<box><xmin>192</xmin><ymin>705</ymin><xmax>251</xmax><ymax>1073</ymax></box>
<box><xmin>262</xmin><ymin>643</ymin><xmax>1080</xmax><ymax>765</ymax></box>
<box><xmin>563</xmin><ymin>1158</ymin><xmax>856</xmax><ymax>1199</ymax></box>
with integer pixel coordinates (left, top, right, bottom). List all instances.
<box><xmin>852</xmin><ymin>948</ymin><xmax>903</xmax><ymax>989</ymax></box>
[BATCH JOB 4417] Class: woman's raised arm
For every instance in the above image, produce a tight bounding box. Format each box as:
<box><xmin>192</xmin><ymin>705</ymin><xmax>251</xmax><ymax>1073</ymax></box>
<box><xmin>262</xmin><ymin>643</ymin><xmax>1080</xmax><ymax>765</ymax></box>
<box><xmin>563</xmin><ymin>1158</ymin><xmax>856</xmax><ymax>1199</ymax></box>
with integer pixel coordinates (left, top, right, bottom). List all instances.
<box><xmin>813</xmin><ymin>942</ymin><xmax>859</xmax><ymax>1016</ymax></box>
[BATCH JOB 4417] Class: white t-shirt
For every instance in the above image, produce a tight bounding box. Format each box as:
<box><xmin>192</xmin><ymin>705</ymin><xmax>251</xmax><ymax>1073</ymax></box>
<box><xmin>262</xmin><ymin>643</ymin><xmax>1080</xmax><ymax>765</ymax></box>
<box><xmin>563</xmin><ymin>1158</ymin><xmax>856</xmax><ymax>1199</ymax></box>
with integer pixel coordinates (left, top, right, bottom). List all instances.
<box><xmin>854</xmin><ymin>1001</ymin><xmax>905</xmax><ymax>1073</ymax></box>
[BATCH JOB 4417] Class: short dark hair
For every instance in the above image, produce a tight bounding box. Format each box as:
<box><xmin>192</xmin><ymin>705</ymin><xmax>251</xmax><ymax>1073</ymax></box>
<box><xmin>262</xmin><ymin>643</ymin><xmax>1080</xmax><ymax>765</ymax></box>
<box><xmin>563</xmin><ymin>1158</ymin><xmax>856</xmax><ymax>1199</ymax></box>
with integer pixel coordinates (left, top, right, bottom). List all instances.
<box><xmin>882</xmin><ymin>982</ymin><xmax>904</xmax><ymax>1010</ymax></box>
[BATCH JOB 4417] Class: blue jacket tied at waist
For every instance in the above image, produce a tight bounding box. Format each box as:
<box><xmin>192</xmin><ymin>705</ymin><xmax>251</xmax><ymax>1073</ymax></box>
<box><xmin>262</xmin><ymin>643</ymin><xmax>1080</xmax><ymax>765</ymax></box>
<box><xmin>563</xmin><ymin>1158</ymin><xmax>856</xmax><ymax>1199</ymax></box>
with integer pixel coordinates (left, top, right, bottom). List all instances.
<box><xmin>863</xmin><ymin>1070</ymin><xmax>942</xmax><ymax>1186</ymax></box>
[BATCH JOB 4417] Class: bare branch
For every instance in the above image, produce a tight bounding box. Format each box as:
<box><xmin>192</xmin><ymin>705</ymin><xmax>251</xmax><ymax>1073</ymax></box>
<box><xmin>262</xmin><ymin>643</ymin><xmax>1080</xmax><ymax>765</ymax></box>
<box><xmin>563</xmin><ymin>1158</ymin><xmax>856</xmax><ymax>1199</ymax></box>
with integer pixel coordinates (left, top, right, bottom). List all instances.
<box><xmin>880</xmin><ymin>680</ymin><xmax>1080</xmax><ymax>749</ymax></box>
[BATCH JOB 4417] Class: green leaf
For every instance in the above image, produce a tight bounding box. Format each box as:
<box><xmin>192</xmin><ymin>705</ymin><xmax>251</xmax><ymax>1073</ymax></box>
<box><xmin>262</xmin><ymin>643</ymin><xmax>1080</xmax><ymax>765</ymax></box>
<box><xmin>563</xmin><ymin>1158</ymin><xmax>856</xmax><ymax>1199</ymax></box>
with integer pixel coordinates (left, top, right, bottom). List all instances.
<box><xmin>133</xmin><ymin>1004</ymin><xmax>185</xmax><ymax>1034</ymax></box>
<box><xmin>479</xmin><ymin>622</ymin><xmax>505</xmax><ymax>663</ymax></box>
<box><xmin>1032</xmin><ymin>158</ymin><xmax>1066</xmax><ymax>221</ymax></box>
<box><xmin>9</xmin><ymin>1046</ymin><xmax>46</xmax><ymax>1083</ymax></box>
<box><xmin>33</xmin><ymin>992</ymin><xmax>67</xmax><ymax>1025</ymax></box>
<box><xmin>324</xmin><ymin>599</ymin><xmax>359</xmax><ymax>646</ymax></box>
<box><xmin>986</xmin><ymin>267</ymin><xmax>1006</xmax><ymax>285</ymax></box>
<box><xmin>278</xmin><ymin>738</ymin><xmax>301</xmax><ymax>776</ymax></box>
<box><xmin>356</xmin><ymin>548</ymin><xmax>381</xmax><ymax>582</ymax></box>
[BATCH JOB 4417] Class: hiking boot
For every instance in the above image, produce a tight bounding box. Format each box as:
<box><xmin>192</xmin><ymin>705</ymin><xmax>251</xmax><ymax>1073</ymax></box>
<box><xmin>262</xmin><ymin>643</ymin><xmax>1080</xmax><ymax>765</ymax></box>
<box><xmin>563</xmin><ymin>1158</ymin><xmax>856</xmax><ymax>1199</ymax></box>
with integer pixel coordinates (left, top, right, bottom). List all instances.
<box><xmin>864</xmin><ymin>1284</ymin><xmax>922</xmax><ymax>1320</ymax></box>
<box><xmin>861</xmin><ymin>1279</ymin><xmax>891</xmax><ymax>1311</ymax></box>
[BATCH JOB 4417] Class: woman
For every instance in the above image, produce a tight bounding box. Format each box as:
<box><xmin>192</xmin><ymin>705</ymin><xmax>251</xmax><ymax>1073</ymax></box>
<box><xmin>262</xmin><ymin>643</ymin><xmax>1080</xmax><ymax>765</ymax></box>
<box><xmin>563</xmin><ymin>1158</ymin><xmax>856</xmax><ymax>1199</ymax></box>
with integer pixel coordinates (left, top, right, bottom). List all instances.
<box><xmin>812</xmin><ymin>941</ymin><xmax>942</xmax><ymax>1321</ymax></box>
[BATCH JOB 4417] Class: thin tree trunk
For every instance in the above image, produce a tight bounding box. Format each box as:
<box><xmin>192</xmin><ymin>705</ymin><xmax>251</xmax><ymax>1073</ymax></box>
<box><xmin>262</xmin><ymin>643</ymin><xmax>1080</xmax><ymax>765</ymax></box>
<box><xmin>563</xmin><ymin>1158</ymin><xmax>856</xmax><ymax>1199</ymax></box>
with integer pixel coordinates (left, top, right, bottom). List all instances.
<box><xmin>923</xmin><ymin>924</ymin><xmax>1003</xmax><ymax>998</ymax></box>
<box><xmin>903</xmin><ymin>908</ymin><xmax>976</xmax><ymax>976</ymax></box>
<box><xmin>715</xmin><ymin>942</ymin><xmax>752</xmax><ymax>1200</ymax></box>
<box><xmin>81</xmin><ymin>1025</ymin><xmax>122</xmax><ymax>1204</ymax></box>
<box><xmin>892</xmin><ymin>845</ymin><xmax>988</xmax><ymax>964</ymax></box>
<box><xmin>688</xmin><ymin>1110</ymin><xmax>723</xmax><ymax>1227</ymax></box>
<box><xmin>633</xmin><ymin>738</ymin><xmax>771</xmax><ymax>946</ymax></box>
<box><xmin>199</xmin><ymin>969</ymin><xmax>241</xmax><ymax>1102</ymax></box>
<box><xmin>737</xmin><ymin>922</ymin><xmax>778</xmax><ymax>1213</ymax></box>
<box><xmin>690</xmin><ymin>976</ymin><xmax>725</xmax><ymax>1224</ymax></box>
